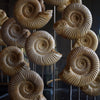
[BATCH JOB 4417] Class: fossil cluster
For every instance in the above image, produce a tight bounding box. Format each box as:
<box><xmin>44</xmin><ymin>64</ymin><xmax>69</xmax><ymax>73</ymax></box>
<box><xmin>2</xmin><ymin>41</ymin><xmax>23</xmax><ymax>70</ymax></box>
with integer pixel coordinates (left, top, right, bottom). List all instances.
<box><xmin>0</xmin><ymin>0</ymin><xmax>99</xmax><ymax>99</ymax></box>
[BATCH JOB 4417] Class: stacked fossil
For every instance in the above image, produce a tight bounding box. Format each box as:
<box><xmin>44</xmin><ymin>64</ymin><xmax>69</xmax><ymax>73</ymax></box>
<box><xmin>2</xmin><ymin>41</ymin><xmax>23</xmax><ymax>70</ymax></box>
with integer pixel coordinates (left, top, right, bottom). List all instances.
<box><xmin>52</xmin><ymin>0</ymin><xmax>100</xmax><ymax>96</ymax></box>
<box><xmin>0</xmin><ymin>0</ymin><xmax>99</xmax><ymax>99</ymax></box>
<box><xmin>0</xmin><ymin>0</ymin><xmax>62</xmax><ymax>99</ymax></box>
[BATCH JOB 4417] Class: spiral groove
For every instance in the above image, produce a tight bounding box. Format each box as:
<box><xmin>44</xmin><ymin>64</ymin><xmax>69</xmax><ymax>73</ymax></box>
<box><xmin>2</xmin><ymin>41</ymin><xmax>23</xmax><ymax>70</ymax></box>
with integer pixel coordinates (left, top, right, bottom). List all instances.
<box><xmin>0</xmin><ymin>46</ymin><xmax>28</xmax><ymax>76</ymax></box>
<box><xmin>54</xmin><ymin>3</ymin><xmax>92</xmax><ymax>39</ymax></box>
<box><xmin>0</xmin><ymin>9</ymin><xmax>8</xmax><ymax>26</ymax></box>
<box><xmin>73</xmin><ymin>30</ymin><xmax>98</xmax><ymax>51</ymax></box>
<box><xmin>14</xmin><ymin>0</ymin><xmax>53</xmax><ymax>29</ymax></box>
<box><xmin>1</xmin><ymin>18</ymin><xmax>31</xmax><ymax>48</ymax></box>
<box><xmin>25</xmin><ymin>31</ymin><xmax>62</xmax><ymax>66</ymax></box>
<box><xmin>59</xmin><ymin>47</ymin><xmax>99</xmax><ymax>87</ymax></box>
<box><xmin>9</xmin><ymin>70</ymin><xmax>44</xmax><ymax>100</ymax></box>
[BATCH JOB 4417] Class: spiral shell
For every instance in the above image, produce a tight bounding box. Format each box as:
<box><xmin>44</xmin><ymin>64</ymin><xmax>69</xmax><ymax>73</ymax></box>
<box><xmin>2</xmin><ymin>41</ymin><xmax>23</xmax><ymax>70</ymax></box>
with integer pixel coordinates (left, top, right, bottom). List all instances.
<box><xmin>34</xmin><ymin>95</ymin><xmax>47</xmax><ymax>100</ymax></box>
<box><xmin>81</xmin><ymin>69</ymin><xmax>100</xmax><ymax>96</ymax></box>
<box><xmin>59</xmin><ymin>47</ymin><xmax>99</xmax><ymax>87</ymax></box>
<box><xmin>0</xmin><ymin>9</ymin><xmax>8</xmax><ymax>26</ymax></box>
<box><xmin>0</xmin><ymin>46</ymin><xmax>29</xmax><ymax>76</ymax></box>
<box><xmin>73</xmin><ymin>30</ymin><xmax>98</xmax><ymax>51</ymax></box>
<box><xmin>1</xmin><ymin>18</ymin><xmax>31</xmax><ymax>48</ymax></box>
<box><xmin>14</xmin><ymin>0</ymin><xmax>53</xmax><ymax>30</ymax></box>
<box><xmin>9</xmin><ymin>70</ymin><xmax>44</xmax><ymax>100</ymax></box>
<box><xmin>0</xmin><ymin>28</ymin><xmax>6</xmax><ymax>46</ymax></box>
<box><xmin>44</xmin><ymin>0</ymin><xmax>69</xmax><ymax>12</ymax></box>
<box><xmin>25</xmin><ymin>31</ymin><xmax>62</xmax><ymax>66</ymax></box>
<box><xmin>54</xmin><ymin>3</ymin><xmax>92</xmax><ymax>39</ymax></box>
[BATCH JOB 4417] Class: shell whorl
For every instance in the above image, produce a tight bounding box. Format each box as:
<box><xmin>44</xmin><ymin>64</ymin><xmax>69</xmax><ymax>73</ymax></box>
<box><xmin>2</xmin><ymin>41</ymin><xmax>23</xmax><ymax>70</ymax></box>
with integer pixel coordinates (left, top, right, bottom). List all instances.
<box><xmin>14</xmin><ymin>0</ymin><xmax>53</xmax><ymax>29</ymax></box>
<box><xmin>59</xmin><ymin>47</ymin><xmax>99</xmax><ymax>87</ymax></box>
<box><xmin>9</xmin><ymin>70</ymin><xmax>44</xmax><ymax>100</ymax></box>
<box><xmin>81</xmin><ymin>69</ymin><xmax>100</xmax><ymax>96</ymax></box>
<box><xmin>54</xmin><ymin>3</ymin><xmax>92</xmax><ymax>39</ymax></box>
<box><xmin>0</xmin><ymin>9</ymin><xmax>8</xmax><ymax>26</ymax></box>
<box><xmin>1</xmin><ymin>18</ymin><xmax>31</xmax><ymax>48</ymax></box>
<box><xmin>73</xmin><ymin>30</ymin><xmax>98</xmax><ymax>51</ymax></box>
<box><xmin>25</xmin><ymin>31</ymin><xmax>62</xmax><ymax>66</ymax></box>
<box><xmin>34</xmin><ymin>95</ymin><xmax>47</xmax><ymax>100</ymax></box>
<box><xmin>0</xmin><ymin>46</ymin><xmax>28</xmax><ymax>76</ymax></box>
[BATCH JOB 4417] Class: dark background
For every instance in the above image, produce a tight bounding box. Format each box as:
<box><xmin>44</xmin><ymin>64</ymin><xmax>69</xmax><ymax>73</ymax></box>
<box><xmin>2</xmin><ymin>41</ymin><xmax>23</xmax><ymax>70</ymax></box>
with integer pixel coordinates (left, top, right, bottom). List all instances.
<box><xmin>0</xmin><ymin>0</ymin><xmax>100</xmax><ymax>100</ymax></box>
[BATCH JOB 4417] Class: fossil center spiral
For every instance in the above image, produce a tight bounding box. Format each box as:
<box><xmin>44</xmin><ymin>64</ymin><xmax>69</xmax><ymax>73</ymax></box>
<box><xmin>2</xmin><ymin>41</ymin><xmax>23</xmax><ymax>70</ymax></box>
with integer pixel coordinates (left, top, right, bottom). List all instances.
<box><xmin>19</xmin><ymin>81</ymin><xmax>35</xmax><ymax>95</ymax></box>
<box><xmin>69</xmin><ymin>11</ymin><xmax>84</xmax><ymax>27</ymax></box>
<box><xmin>23</xmin><ymin>3</ymin><xmax>35</xmax><ymax>18</ymax></box>
<box><xmin>80</xmin><ymin>35</ymin><xmax>92</xmax><ymax>47</ymax></box>
<box><xmin>72</xmin><ymin>55</ymin><xmax>91</xmax><ymax>75</ymax></box>
<box><xmin>9</xmin><ymin>24</ymin><xmax>22</xmax><ymax>39</ymax></box>
<box><xmin>35</xmin><ymin>38</ymin><xmax>51</xmax><ymax>54</ymax></box>
<box><xmin>6</xmin><ymin>51</ymin><xmax>21</xmax><ymax>67</ymax></box>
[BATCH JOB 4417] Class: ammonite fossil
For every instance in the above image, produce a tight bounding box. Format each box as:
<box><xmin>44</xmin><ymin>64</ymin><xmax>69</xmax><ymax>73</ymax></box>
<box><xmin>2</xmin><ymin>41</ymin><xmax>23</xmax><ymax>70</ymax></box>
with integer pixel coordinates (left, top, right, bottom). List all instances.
<box><xmin>9</xmin><ymin>70</ymin><xmax>44</xmax><ymax>100</ymax></box>
<box><xmin>73</xmin><ymin>30</ymin><xmax>98</xmax><ymax>51</ymax></box>
<box><xmin>54</xmin><ymin>3</ymin><xmax>92</xmax><ymax>39</ymax></box>
<box><xmin>59</xmin><ymin>46</ymin><xmax>99</xmax><ymax>87</ymax></box>
<box><xmin>0</xmin><ymin>9</ymin><xmax>8</xmax><ymax>26</ymax></box>
<box><xmin>0</xmin><ymin>28</ymin><xmax>6</xmax><ymax>46</ymax></box>
<box><xmin>14</xmin><ymin>0</ymin><xmax>53</xmax><ymax>30</ymax></box>
<box><xmin>1</xmin><ymin>18</ymin><xmax>31</xmax><ymax>48</ymax></box>
<box><xmin>25</xmin><ymin>31</ymin><xmax>62</xmax><ymax>66</ymax></box>
<box><xmin>44</xmin><ymin>0</ymin><xmax>69</xmax><ymax>12</ymax></box>
<box><xmin>81</xmin><ymin>69</ymin><xmax>100</xmax><ymax>96</ymax></box>
<box><xmin>0</xmin><ymin>46</ymin><xmax>29</xmax><ymax>76</ymax></box>
<box><xmin>34</xmin><ymin>95</ymin><xmax>47</xmax><ymax>100</ymax></box>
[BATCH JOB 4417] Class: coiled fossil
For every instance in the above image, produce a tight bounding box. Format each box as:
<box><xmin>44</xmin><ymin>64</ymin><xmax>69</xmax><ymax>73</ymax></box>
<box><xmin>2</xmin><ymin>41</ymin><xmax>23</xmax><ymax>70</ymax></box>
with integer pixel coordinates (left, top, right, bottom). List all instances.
<box><xmin>14</xmin><ymin>0</ymin><xmax>53</xmax><ymax>30</ymax></box>
<box><xmin>81</xmin><ymin>68</ymin><xmax>100</xmax><ymax>96</ymax></box>
<box><xmin>9</xmin><ymin>70</ymin><xmax>44</xmax><ymax>100</ymax></box>
<box><xmin>59</xmin><ymin>46</ymin><xmax>99</xmax><ymax>87</ymax></box>
<box><xmin>0</xmin><ymin>9</ymin><xmax>8</xmax><ymax>26</ymax></box>
<box><xmin>54</xmin><ymin>3</ymin><xmax>92</xmax><ymax>39</ymax></box>
<box><xmin>25</xmin><ymin>31</ymin><xmax>62</xmax><ymax>66</ymax></box>
<box><xmin>1</xmin><ymin>18</ymin><xmax>31</xmax><ymax>48</ymax></box>
<box><xmin>0</xmin><ymin>46</ymin><xmax>29</xmax><ymax>76</ymax></box>
<box><xmin>44</xmin><ymin>0</ymin><xmax>82</xmax><ymax>12</ymax></box>
<box><xmin>73</xmin><ymin>30</ymin><xmax>98</xmax><ymax>51</ymax></box>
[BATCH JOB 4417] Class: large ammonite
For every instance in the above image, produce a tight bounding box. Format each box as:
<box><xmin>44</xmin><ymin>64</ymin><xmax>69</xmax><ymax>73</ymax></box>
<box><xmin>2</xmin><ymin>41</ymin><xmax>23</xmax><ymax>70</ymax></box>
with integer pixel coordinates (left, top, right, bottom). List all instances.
<box><xmin>59</xmin><ymin>46</ymin><xmax>99</xmax><ymax>87</ymax></box>
<box><xmin>54</xmin><ymin>3</ymin><xmax>92</xmax><ymax>39</ymax></box>
<box><xmin>9</xmin><ymin>70</ymin><xmax>44</xmax><ymax>100</ymax></box>
<box><xmin>0</xmin><ymin>28</ymin><xmax>6</xmax><ymax>46</ymax></box>
<box><xmin>0</xmin><ymin>46</ymin><xmax>29</xmax><ymax>76</ymax></box>
<box><xmin>14</xmin><ymin>0</ymin><xmax>53</xmax><ymax>30</ymax></box>
<box><xmin>25</xmin><ymin>31</ymin><xmax>62</xmax><ymax>66</ymax></box>
<box><xmin>81</xmin><ymin>68</ymin><xmax>100</xmax><ymax>96</ymax></box>
<box><xmin>1</xmin><ymin>18</ymin><xmax>31</xmax><ymax>48</ymax></box>
<box><xmin>0</xmin><ymin>9</ymin><xmax>8</xmax><ymax>26</ymax></box>
<box><xmin>73</xmin><ymin>30</ymin><xmax>98</xmax><ymax>51</ymax></box>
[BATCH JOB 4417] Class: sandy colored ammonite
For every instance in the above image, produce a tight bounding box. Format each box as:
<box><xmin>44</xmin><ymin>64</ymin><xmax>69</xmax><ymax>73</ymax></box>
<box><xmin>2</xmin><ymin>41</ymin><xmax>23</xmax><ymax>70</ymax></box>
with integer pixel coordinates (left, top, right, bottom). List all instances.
<box><xmin>1</xmin><ymin>18</ymin><xmax>31</xmax><ymax>48</ymax></box>
<box><xmin>34</xmin><ymin>95</ymin><xmax>47</xmax><ymax>100</ymax></box>
<box><xmin>81</xmin><ymin>68</ymin><xmax>100</xmax><ymax>96</ymax></box>
<box><xmin>0</xmin><ymin>28</ymin><xmax>6</xmax><ymax>46</ymax></box>
<box><xmin>73</xmin><ymin>30</ymin><xmax>98</xmax><ymax>51</ymax></box>
<box><xmin>0</xmin><ymin>9</ymin><xmax>8</xmax><ymax>26</ymax></box>
<box><xmin>9</xmin><ymin>70</ymin><xmax>44</xmax><ymax>100</ymax></box>
<box><xmin>59</xmin><ymin>46</ymin><xmax>99</xmax><ymax>87</ymax></box>
<box><xmin>54</xmin><ymin>3</ymin><xmax>92</xmax><ymax>39</ymax></box>
<box><xmin>25</xmin><ymin>31</ymin><xmax>62</xmax><ymax>66</ymax></box>
<box><xmin>14</xmin><ymin>0</ymin><xmax>53</xmax><ymax>30</ymax></box>
<box><xmin>0</xmin><ymin>46</ymin><xmax>29</xmax><ymax>76</ymax></box>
